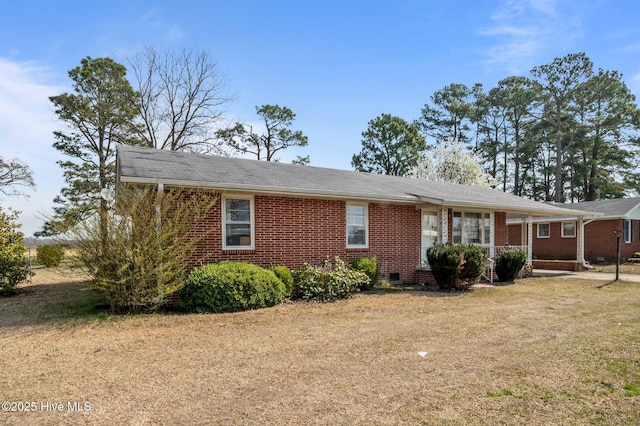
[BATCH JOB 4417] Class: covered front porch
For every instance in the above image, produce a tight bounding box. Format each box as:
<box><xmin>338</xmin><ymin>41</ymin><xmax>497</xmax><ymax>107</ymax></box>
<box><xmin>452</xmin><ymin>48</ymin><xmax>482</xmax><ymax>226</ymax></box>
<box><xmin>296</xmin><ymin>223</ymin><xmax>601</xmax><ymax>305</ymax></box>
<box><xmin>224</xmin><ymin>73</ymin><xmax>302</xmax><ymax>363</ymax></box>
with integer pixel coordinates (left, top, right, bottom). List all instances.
<box><xmin>415</xmin><ymin>205</ymin><xmax>594</xmax><ymax>283</ymax></box>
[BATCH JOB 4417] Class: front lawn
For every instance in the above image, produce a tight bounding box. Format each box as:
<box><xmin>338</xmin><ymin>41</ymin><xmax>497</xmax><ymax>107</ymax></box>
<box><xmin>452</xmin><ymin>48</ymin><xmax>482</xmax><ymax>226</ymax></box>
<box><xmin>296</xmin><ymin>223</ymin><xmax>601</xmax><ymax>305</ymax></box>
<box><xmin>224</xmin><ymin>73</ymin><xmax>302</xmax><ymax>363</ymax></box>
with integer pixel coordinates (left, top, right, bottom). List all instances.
<box><xmin>591</xmin><ymin>262</ymin><xmax>640</xmax><ymax>275</ymax></box>
<box><xmin>1</xmin><ymin>266</ymin><xmax>639</xmax><ymax>424</ymax></box>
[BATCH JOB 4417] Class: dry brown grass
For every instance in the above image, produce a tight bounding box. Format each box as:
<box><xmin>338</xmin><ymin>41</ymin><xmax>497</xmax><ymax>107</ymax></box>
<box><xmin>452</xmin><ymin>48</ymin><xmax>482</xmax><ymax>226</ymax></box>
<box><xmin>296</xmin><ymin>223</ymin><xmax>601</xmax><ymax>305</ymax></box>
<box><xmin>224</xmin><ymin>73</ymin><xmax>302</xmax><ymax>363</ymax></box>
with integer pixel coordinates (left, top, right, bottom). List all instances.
<box><xmin>1</xmin><ymin>267</ymin><xmax>640</xmax><ymax>425</ymax></box>
<box><xmin>591</xmin><ymin>262</ymin><xmax>640</xmax><ymax>275</ymax></box>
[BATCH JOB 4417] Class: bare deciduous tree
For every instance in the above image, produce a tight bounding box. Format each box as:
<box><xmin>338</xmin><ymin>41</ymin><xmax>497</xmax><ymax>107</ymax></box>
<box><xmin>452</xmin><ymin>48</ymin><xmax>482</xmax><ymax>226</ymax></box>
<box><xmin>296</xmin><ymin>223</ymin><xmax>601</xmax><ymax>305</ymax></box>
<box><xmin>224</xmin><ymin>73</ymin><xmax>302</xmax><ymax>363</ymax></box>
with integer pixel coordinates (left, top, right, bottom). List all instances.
<box><xmin>0</xmin><ymin>157</ymin><xmax>35</xmax><ymax>196</ymax></box>
<box><xmin>128</xmin><ymin>46</ymin><xmax>234</xmax><ymax>153</ymax></box>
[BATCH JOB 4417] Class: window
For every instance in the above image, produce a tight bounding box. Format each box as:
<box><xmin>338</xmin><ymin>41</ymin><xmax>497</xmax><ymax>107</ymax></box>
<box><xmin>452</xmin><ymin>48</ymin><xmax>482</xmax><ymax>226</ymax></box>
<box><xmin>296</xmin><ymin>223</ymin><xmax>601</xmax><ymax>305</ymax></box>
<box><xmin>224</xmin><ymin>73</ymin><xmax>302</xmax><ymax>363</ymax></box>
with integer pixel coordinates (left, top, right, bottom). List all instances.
<box><xmin>537</xmin><ymin>223</ymin><xmax>550</xmax><ymax>238</ymax></box>
<box><xmin>421</xmin><ymin>210</ymin><xmax>440</xmax><ymax>265</ymax></box>
<box><xmin>561</xmin><ymin>221</ymin><xmax>576</xmax><ymax>238</ymax></box>
<box><xmin>452</xmin><ymin>211</ymin><xmax>490</xmax><ymax>245</ymax></box>
<box><xmin>624</xmin><ymin>219</ymin><xmax>633</xmax><ymax>243</ymax></box>
<box><xmin>347</xmin><ymin>204</ymin><xmax>368</xmax><ymax>247</ymax></box>
<box><xmin>223</xmin><ymin>196</ymin><xmax>254</xmax><ymax>249</ymax></box>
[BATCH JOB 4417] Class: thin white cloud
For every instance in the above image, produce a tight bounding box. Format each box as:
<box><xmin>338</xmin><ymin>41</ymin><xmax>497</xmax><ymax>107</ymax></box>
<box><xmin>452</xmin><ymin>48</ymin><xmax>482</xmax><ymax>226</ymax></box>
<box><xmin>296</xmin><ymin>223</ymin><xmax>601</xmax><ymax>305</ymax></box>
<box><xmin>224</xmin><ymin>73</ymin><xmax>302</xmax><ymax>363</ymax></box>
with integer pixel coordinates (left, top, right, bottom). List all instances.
<box><xmin>478</xmin><ymin>0</ymin><xmax>581</xmax><ymax>73</ymax></box>
<box><xmin>0</xmin><ymin>58</ymin><xmax>66</xmax><ymax>236</ymax></box>
<box><xmin>530</xmin><ymin>0</ymin><xmax>558</xmax><ymax>15</ymax></box>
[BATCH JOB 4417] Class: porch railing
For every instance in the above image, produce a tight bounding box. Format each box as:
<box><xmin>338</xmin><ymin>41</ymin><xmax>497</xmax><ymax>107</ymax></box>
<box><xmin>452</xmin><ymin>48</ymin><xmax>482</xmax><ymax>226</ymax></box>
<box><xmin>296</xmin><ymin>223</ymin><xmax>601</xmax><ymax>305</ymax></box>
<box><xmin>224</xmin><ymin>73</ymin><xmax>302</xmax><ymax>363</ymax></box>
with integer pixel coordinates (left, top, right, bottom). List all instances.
<box><xmin>491</xmin><ymin>245</ymin><xmax>528</xmax><ymax>260</ymax></box>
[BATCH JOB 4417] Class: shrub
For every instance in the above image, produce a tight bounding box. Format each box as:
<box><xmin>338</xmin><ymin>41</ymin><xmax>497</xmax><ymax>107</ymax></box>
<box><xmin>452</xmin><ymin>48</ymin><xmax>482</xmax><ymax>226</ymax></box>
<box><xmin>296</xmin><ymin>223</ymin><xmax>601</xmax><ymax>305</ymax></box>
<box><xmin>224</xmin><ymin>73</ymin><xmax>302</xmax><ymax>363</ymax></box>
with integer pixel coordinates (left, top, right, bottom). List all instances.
<box><xmin>292</xmin><ymin>257</ymin><xmax>369</xmax><ymax>301</ymax></box>
<box><xmin>72</xmin><ymin>187</ymin><xmax>218</xmax><ymax>313</ymax></box>
<box><xmin>36</xmin><ymin>244</ymin><xmax>65</xmax><ymax>267</ymax></box>
<box><xmin>180</xmin><ymin>261</ymin><xmax>286</xmax><ymax>313</ymax></box>
<box><xmin>633</xmin><ymin>252</ymin><xmax>640</xmax><ymax>259</ymax></box>
<box><xmin>350</xmin><ymin>256</ymin><xmax>379</xmax><ymax>290</ymax></box>
<box><xmin>426</xmin><ymin>244</ymin><xmax>486</xmax><ymax>290</ymax></box>
<box><xmin>495</xmin><ymin>248</ymin><xmax>527</xmax><ymax>282</ymax></box>
<box><xmin>267</xmin><ymin>264</ymin><xmax>294</xmax><ymax>296</ymax></box>
<box><xmin>0</xmin><ymin>207</ymin><xmax>30</xmax><ymax>296</ymax></box>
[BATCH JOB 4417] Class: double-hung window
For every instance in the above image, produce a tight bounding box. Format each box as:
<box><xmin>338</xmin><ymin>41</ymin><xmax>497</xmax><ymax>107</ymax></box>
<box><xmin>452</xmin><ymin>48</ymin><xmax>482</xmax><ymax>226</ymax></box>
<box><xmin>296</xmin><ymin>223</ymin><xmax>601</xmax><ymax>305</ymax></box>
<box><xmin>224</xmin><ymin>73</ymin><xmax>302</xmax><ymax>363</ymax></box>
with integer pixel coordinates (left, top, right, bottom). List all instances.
<box><xmin>452</xmin><ymin>211</ymin><xmax>490</xmax><ymax>245</ymax></box>
<box><xmin>561</xmin><ymin>221</ymin><xmax>576</xmax><ymax>238</ymax></box>
<box><xmin>347</xmin><ymin>204</ymin><xmax>368</xmax><ymax>248</ymax></box>
<box><xmin>537</xmin><ymin>223</ymin><xmax>550</xmax><ymax>238</ymax></box>
<box><xmin>624</xmin><ymin>219</ymin><xmax>633</xmax><ymax>243</ymax></box>
<box><xmin>223</xmin><ymin>196</ymin><xmax>254</xmax><ymax>249</ymax></box>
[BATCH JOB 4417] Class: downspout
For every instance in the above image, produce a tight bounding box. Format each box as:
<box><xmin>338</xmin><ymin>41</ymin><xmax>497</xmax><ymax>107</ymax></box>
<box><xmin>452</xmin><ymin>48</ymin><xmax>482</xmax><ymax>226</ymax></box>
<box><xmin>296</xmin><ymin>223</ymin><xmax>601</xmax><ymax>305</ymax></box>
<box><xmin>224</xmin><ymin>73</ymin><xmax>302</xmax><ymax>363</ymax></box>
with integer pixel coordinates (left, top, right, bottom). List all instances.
<box><xmin>527</xmin><ymin>214</ymin><xmax>533</xmax><ymax>266</ymax></box>
<box><xmin>580</xmin><ymin>216</ymin><xmax>597</xmax><ymax>269</ymax></box>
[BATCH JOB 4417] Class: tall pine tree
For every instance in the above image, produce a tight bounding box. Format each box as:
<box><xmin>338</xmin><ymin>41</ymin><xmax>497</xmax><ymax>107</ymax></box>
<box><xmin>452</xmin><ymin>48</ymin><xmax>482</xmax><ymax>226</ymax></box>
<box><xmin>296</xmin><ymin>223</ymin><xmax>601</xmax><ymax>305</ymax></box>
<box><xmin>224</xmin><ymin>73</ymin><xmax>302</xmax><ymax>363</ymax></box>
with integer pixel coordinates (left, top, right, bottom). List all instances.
<box><xmin>38</xmin><ymin>57</ymin><xmax>141</xmax><ymax>240</ymax></box>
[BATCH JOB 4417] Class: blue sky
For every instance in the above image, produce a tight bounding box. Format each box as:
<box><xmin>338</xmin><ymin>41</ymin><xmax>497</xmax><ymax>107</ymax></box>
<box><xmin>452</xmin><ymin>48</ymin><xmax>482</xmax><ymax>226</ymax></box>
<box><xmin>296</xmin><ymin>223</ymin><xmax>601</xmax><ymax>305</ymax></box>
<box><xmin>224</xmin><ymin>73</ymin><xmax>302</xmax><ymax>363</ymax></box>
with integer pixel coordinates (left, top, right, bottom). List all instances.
<box><xmin>2</xmin><ymin>0</ymin><xmax>640</xmax><ymax>236</ymax></box>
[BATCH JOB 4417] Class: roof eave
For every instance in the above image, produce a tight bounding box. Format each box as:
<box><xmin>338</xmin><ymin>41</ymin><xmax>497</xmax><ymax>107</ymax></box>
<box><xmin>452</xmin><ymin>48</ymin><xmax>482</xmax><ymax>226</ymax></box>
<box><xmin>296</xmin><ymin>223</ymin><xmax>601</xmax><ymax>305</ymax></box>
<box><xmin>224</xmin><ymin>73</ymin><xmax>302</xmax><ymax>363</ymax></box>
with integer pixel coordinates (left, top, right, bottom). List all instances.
<box><xmin>119</xmin><ymin>176</ymin><xmax>420</xmax><ymax>204</ymax></box>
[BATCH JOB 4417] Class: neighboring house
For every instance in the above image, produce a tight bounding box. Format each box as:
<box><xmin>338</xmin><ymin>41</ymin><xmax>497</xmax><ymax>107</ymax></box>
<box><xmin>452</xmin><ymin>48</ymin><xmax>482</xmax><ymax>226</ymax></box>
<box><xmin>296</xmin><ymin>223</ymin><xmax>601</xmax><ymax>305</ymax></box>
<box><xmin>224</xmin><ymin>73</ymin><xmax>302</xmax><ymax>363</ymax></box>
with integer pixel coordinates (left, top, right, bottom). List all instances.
<box><xmin>116</xmin><ymin>145</ymin><xmax>597</xmax><ymax>282</ymax></box>
<box><xmin>508</xmin><ymin>198</ymin><xmax>640</xmax><ymax>263</ymax></box>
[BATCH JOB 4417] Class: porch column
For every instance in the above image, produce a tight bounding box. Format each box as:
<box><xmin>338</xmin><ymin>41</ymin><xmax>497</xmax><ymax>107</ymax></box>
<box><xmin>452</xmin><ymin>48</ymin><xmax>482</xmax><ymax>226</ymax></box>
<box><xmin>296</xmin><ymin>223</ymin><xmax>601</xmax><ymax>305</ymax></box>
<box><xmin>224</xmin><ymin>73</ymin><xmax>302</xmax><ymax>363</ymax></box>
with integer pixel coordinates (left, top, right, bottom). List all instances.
<box><xmin>577</xmin><ymin>216</ymin><xmax>584</xmax><ymax>263</ymax></box>
<box><xmin>440</xmin><ymin>206</ymin><xmax>448</xmax><ymax>244</ymax></box>
<box><xmin>489</xmin><ymin>211</ymin><xmax>495</xmax><ymax>258</ymax></box>
<box><xmin>527</xmin><ymin>214</ymin><xmax>533</xmax><ymax>265</ymax></box>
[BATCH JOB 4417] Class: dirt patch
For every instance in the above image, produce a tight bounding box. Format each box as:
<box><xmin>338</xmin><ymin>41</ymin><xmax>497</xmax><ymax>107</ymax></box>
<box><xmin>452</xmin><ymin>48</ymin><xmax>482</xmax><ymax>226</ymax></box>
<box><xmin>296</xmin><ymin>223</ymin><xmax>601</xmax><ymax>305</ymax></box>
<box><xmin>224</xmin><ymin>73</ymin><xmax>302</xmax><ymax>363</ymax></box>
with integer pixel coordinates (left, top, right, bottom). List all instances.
<box><xmin>1</xmin><ymin>269</ymin><xmax>639</xmax><ymax>425</ymax></box>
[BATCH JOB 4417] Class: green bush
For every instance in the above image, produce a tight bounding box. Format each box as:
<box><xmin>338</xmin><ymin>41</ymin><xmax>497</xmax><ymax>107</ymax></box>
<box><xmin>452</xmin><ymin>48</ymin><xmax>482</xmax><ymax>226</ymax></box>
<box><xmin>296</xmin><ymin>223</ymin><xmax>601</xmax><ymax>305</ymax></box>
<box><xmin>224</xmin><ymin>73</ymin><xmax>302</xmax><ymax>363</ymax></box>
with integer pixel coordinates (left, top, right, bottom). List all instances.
<box><xmin>292</xmin><ymin>257</ymin><xmax>369</xmax><ymax>301</ymax></box>
<box><xmin>426</xmin><ymin>244</ymin><xmax>486</xmax><ymax>290</ymax></box>
<box><xmin>495</xmin><ymin>248</ymin><xmax>526</xmax><ymax>282</ymax></box>
<box><xmin>180</xmin><ymin>261</ymin><xmax>286</xmax><ymax>313</ymax></box>
<box><xmin>0</xmin><ymin>207</ymin><xmax>30</xmax><ymax>296</ymax></box>
<box><xmin>267</xmin><ymin>264</ymin><xmax>294</xmax><ymax>296</ymax></box>
<box><xmin>350</xmin><ymin>256</ymin><xmax>379</xmax><ymax>290</ymax></box>
<box><xmin>36</xmin><ymin>244</ymin><xmax>65</xmax><ymax>267</ymax></box>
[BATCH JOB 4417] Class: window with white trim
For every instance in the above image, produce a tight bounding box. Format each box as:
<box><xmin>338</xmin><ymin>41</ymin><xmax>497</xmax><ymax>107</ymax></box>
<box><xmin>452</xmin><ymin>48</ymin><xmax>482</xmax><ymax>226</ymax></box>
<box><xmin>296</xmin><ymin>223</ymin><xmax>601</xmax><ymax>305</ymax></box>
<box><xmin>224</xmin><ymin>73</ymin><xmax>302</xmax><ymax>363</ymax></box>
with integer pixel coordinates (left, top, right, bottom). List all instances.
<box><xmin>347</xmin><ymin>204</ymin><xmax>368</xmax><ymax>248</ymax></box>
<box><xmin>537</xmin><ymin>223</ymin><xmax>550</xmax><ymax>238</ymax></box>
<box><xmin>452</xmin><ymin>211</ymin><xmax>490</xmax><ymax>245</ymax></box>
<box><xmin>223</xmin><ymin>196</ymin><xmax>254</xmax><ymax>249</ymax></box>
<box><xmin>624</xmin><ymin>219</ymin><xmax>633</xmax><ymax>243</ymax></box>
<box><xmin>561</xmin><ymin>221</ymin><xmax>576</xmax><ymax>238</ymax></box>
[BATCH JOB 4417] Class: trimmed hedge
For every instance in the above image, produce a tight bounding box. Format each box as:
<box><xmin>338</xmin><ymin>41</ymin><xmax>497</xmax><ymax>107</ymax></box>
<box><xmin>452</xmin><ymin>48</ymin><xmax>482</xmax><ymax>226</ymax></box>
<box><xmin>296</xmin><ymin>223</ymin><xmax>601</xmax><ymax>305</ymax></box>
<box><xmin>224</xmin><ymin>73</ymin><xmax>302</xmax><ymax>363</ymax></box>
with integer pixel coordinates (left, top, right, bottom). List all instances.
<box><xmin>267</xmin><ymin>264</ymin><xmax>294</xmax><ymax>296</ymax></box>
<box><xmin>292</xmin><ymin>257</ymin><xmax>369</xmax><ymax>301</ymax></box>
<box><xmin>350</xmin><ymin>256</ymin><xmax>379</xmax><ymax>290</ymax></box>
<box><xmin>495</xmin><ymin>248</ymin><xmax>526</xmax><ymax>282</ymax></box>
<box><xmin>180</xmin><ymin>261</ymin><xmax>286</xmax><ymax>313</ymax></box>
<box><xmin>426</xmin><ymin>244</ymin><xmax>486</xmax><ymax>290</ymax></box>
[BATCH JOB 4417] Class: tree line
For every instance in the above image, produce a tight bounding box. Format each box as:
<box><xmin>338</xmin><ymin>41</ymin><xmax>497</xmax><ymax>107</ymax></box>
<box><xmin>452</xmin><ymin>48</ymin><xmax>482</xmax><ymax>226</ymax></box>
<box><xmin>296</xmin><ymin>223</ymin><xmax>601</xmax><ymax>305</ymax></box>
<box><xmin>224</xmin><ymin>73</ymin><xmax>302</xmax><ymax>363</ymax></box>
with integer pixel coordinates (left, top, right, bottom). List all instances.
<box><xmin>35</xmin><ymin>48</ymin><xmax>307</xmax><ymax>237</ymax></box>
<box><xmin>352</xmin><ymin>52</ymin><xmax>640</xmax><ymax>203</ymax></box>
<box><xmin>5</xmin><ymin>50</ymin><xmax>638</xmax><ymax>239</ymax></box>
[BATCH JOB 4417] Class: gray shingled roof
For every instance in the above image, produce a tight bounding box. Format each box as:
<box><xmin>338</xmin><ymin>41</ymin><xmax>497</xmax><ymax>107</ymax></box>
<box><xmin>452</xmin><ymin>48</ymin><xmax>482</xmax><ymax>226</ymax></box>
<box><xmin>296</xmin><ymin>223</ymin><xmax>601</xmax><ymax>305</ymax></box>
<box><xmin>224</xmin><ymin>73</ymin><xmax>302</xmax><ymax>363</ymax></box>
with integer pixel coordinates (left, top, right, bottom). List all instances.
<box><xmin>116</xmin><ymin>145</ymin><xmax>594</xmax><ymax>218</ymax></box>
<box><xmin>552</xmin><ymin>198</ymin><xmax>640</xmax><ymax>219</ymax></box>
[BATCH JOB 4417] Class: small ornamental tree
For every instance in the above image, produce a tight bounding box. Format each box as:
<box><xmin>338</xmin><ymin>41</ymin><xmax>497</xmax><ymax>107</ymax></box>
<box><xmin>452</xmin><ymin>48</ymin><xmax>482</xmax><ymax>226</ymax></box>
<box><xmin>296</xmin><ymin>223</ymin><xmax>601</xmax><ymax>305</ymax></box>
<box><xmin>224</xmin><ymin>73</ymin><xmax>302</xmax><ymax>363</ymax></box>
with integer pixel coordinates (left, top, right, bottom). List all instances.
<box><xmin>0</xmin><ymin>207</ymin><xmax>29</xmax><ymax>295</ymax></box>
<box><xmin>72</xmin><ymin>186</ymin><xmax>217</xmax><ymax>313</ymax></box>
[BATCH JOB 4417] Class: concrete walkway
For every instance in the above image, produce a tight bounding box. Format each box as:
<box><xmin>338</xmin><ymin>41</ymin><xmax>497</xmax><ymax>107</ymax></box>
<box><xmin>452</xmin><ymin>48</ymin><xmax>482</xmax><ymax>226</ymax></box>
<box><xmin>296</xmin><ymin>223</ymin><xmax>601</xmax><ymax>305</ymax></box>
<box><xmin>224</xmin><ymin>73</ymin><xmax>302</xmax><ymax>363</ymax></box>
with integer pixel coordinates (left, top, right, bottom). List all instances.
<box><xmin>533</xmin><ymin>269</ymin><xmax>640</xmax><ymax>283</ymax></box>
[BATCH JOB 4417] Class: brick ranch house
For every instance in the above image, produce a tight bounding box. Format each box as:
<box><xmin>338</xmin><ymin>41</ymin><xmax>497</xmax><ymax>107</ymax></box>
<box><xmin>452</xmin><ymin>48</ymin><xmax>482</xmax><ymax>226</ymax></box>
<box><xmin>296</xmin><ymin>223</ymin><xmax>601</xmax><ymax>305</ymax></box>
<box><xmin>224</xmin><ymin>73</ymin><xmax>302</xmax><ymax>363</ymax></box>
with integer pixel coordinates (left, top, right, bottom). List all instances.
<box><xmin>116</xmin><ymin>145</ymin><xmax>597</xmax><ymax>283</ymax></box>
<box><xmin>507</xmin><ymin>198</ymin><xmax>640</xmax><ymax>264</ymax></box>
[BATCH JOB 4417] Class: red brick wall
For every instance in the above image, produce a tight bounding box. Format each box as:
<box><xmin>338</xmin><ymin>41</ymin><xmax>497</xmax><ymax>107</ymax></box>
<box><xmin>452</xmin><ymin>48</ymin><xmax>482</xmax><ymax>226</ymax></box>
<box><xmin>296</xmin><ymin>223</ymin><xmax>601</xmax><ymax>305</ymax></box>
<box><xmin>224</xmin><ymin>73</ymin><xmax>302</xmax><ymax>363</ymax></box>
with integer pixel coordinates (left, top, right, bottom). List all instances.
<box><xmin>507</xmin><ymin>223</ymin><xmax>523</xmax><ymax>246</ymax></box>
<box><xmin>191</xmin><ymin>194</ymin><xmax>511</xmax><ymax>283</ymax></box>
<box><xmin>584</xmin><ymin>219</ymin><xmax>640</xmax><ymax>262</ymax></box>
<box><xmin>494</xmin><ymin>212</ymin><xmax>507</xmax><ymax>247</ymax></box>
<box><xmin>507</xmin><ymin>219</ymin><xmax>640</xmax><ymax>262</ymax></box>
<box><xmin>533</xmin><ymin>222</ymin><xmax>576</xmax><ymax>259</ymax></box>
<box><xmin>193</xmin><ymin>195</ymin><xmax>422</xmax><ymax>283</ymax></box>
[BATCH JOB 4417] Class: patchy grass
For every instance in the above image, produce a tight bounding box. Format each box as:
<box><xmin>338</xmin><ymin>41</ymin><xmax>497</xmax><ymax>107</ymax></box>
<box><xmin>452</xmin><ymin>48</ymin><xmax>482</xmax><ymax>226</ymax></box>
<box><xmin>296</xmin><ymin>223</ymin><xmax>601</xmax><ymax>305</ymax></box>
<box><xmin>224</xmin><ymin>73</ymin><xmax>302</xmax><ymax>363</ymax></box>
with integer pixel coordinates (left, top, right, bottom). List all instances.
<box><xmin>1</xmin><ymin>269</ymin><xmax>640</xmax><ymax>424</ymax></box>
<box><xmin>591</xmin><ymin>262</ymin><xmax>640</xmax><ymax>275</ymax></box>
